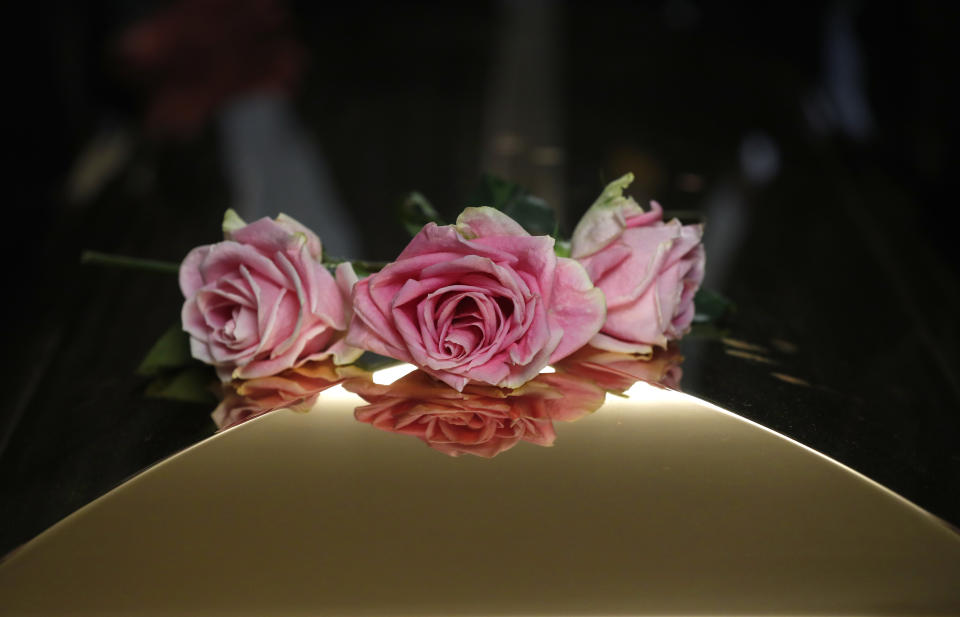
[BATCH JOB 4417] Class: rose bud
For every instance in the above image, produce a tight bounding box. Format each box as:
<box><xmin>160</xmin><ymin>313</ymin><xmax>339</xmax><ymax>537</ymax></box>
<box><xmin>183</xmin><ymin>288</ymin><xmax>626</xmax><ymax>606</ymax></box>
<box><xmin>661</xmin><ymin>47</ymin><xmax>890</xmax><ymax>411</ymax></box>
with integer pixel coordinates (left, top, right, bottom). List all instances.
<box><xmin>571</xmin><ymin>173</ymin><xmax>705</xmax><ymax>355</ymax></box>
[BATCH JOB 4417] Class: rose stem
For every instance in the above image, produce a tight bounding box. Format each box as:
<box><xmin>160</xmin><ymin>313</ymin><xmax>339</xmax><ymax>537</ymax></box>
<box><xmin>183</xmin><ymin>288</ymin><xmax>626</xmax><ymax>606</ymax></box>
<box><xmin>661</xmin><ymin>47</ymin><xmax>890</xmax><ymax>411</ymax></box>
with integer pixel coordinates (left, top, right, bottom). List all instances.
<box><xmin>80</xmin><ymin>251</ymin><xmax>180</xmax><ymax>274</ymax></box>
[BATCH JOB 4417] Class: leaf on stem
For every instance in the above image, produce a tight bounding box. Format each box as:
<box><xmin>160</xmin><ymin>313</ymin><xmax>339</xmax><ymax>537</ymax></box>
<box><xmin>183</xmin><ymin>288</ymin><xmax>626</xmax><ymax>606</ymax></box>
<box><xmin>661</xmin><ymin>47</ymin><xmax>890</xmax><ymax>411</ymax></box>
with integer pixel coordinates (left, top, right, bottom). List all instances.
<box><xmin>353</xmin><ymin>351</ymin><xmax>405</xmax><ymax>372</ymax></box>
<box><xmin>468</xmin><ymin>173</ymin><xmax>558</xmax><ymax>237</ymax></box>
<box><xmin>399</xmin><ymin>192</ymin><xmax>445</xmax><ymax>237</ymax></box>
<box><xmin>144</xmin><ymin>366</ymin><xmax>218</xmax><ymax>404</ymax></box>
<box><xmin>693</xmin><ymin>288</ymin><xmax>735</xmax><ymax>324</ymax></box>
<box><xmin>138</xmin><ymin>324</ymin><xmax>193</xmax><ymax>376</ymax></box>
<box><xmin>81</xmin><ymin>250</ymin><xmax>180</xmax><ymax>274</ymax></box>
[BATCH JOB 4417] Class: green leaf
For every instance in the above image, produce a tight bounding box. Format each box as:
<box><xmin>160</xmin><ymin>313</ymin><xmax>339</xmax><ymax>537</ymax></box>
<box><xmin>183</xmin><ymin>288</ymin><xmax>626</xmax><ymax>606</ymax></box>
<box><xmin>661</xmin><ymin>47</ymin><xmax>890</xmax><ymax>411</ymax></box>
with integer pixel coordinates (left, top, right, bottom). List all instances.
<box><xmin>144</xmin><ymin>366</ymin><xmax>217</xmax><ymax>404</ymax></box>
<box><xmin>468</xmin><ymin>174</ymin><xmax>558</xmax><ymax>237</ymax></box>
<box><xmin>693</xmin><ymin>288</ymin><xmax>735</xmax><ymax>324</ymax></box>
<box><xmin>470</xmin><ymin>174</ymin><xmax>517</xmax><ymax>209</ymax></box>
<box><xmin>353</xmin><ymin>351</ymin><xmax>404</xmax><ymax>372</ymax></box>
<box><xmin>138</xmin><ymin>324</ymin><xmax>193</xmax><ymax>376</ymax></box>
<box><xmin>323</xmin><ymin>257</ymin><xmax>390</xmax><ymax>278</ymax></box>
<box><xmin>500</xmin><ymin>194</ymin><xmax>557</xmax><ymax>237</ymax></box>
<box><xmin>351</xmin><ymin>263</ymin><xmax>373</xmax><ymax>278</ymax></box>
<box><xmin>399</xmin><ymin>192</ymin><xmax>444</xmax><ymax>237</ymax></box>
<box><xmin>687</xmin><ymin>321</ymin><xmax>731</xmax><ymax>341</ymax></box>
<box><xmin>593</xmin><ymin>172</ymin><xmax>635</xmax><ymax>209</ymax></box>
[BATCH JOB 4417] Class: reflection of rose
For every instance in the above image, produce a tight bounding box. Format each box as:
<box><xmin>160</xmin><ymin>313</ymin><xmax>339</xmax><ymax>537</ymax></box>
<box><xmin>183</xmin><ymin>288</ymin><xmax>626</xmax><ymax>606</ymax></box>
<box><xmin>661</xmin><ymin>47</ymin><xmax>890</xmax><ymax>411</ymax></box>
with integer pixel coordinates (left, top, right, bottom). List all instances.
<box><xmin>571</xmin><ymin>173</ymin><xmax>704</xmax><ymax>355</ymax></box>
<box><xmin>344</xmin><ymin>370</ymin><xmax>605</xmax><ymax>457</ymax></box>
<box><xmin>211</xmin><ymin>392</ymin><xmax>272</xmax><ymax>431</ymax></box>
<box><xmin>212</xmin><ymin>360</ymin><xmax>367</xmax><ymax>430</ymax></box>
<box><xmin>553</xmin><ymin>345</ymin><xmax>684</xmax><ymax>393</ymax></box>
<box><xmin>181</xmin><ymin>211</ymin><xmax>360</xmax><ymax>382</ymax></box>
<box><xmin>347</xmin><ymin>207</ymin><xmax>606</xmax><ymax>391</ymax></box>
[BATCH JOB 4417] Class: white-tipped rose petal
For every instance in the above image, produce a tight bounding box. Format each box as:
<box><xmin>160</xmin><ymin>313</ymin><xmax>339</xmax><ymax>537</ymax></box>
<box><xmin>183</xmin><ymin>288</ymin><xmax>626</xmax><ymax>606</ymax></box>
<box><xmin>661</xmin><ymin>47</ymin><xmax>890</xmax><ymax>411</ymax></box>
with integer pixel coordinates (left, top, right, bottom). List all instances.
<box><xmin>179</xmin><ymin>246</ymin><xmax>211</xmax><ymax>297</ymax></box>
<box><xmin>456</xmin><ymin>206</ymin><xmax>529</xmax><ymax>238</ymax></box>
<box><xmin>547</xmin><ymin>258</ymin><xmax>607</xmax><ymax>362</ymax></box>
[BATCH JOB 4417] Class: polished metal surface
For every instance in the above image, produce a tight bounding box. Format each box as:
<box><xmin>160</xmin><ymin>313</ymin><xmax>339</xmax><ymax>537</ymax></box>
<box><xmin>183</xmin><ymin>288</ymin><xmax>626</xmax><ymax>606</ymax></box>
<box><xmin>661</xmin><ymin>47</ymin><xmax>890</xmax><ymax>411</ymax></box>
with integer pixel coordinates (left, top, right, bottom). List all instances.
<box><xmin>2</xmin><ymin>382</ymin><xmax>959</xmax><ymax>616</ymax></box>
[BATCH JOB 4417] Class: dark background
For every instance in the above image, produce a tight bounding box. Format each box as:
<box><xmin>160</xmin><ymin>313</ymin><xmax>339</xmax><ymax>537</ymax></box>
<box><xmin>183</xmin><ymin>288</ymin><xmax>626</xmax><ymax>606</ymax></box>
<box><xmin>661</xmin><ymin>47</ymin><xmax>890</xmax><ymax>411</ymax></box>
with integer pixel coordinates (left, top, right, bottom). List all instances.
<box><xmin>2</xmin><ymin>0</ymin><xmax>958</xmax><ymax>555</ymax></box>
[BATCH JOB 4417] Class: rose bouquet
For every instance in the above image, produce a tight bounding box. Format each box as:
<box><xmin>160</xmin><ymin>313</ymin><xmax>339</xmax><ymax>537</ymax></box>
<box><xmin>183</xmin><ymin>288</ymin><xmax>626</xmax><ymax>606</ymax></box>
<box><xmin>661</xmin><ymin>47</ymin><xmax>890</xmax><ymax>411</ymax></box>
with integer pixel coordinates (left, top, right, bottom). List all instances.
<box><xmin>96</xmin><ymin>172</ymin><xmax>714</xmax><ymax>457</ymax></box>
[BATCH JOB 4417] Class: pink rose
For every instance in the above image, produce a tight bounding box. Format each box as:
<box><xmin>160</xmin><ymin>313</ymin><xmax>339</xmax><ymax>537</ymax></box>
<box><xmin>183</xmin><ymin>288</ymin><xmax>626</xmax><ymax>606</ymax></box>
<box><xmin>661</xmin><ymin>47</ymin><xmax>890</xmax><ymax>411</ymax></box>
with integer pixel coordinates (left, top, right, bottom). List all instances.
<box><xmin>346</xmin><ymin>207</ymin><xmax>606</xmax><ymax>391</ymax></box>
<box><xmin>180</xmin><ymin>210</ymin><xmax>361</xmax><ymax>381</ymax></box>
<box><xmin>344</xmin><ymin>369</ymin><xmax>605</xmax><ymax>458</ymax></box>
<box><xmin>571</xmin><ymin>174</ymin><xmax>705</xmax><ymax>354</ymax></box>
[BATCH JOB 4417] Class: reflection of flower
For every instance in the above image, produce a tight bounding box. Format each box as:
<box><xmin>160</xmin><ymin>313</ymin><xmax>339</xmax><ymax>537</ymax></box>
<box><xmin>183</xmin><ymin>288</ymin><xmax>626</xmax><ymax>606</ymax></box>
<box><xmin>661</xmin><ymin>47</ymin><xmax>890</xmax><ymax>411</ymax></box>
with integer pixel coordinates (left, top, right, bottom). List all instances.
<box><xmin>571</xmin><ymin>174</ymin><xmax>704</xmax><ymax>355</ymax></box>
<box><xmin>344</xmin><ymin>370</ymin><xmax>605</xmax><ymax>458</ymax></box>
<box><xmin>181</xmin><ymin>211</ymin><xmax>360</xmax><ymax>382</ymax></box>
<box><xmin>347</xmin><ymin>207</ymin><xmax>606</xmax><ymax>391</ymax></box>
<box><xmin>553</xmin><ymin>345</ymin><xmax>684</xmax><ymax>393</ymax></box>
<box><xmin>212</xmin><ymin>360</ymin><xmax>367</xmax><ymax>430</ymax></box>
<box><xmin>211</xmin><ymin>392</ymin><xmax>268</xmax><ymax>431</ymax></box>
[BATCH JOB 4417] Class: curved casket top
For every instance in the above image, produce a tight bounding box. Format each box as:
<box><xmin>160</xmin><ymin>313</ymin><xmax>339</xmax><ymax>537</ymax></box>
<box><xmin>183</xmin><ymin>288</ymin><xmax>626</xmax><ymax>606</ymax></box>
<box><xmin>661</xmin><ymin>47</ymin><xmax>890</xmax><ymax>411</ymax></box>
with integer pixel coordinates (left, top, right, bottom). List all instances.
<box><xmin>2</xmin><ymin>377</ymin><xmax>959</xmax><ymax>616</ymax></box>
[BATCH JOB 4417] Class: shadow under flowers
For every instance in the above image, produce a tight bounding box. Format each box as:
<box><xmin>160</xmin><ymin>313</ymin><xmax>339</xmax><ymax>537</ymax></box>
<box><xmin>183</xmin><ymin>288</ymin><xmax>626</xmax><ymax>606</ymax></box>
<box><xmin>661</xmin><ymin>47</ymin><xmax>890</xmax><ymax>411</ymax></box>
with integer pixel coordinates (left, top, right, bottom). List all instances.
<box><xmin>212</xmin><ymin>346</ymin><xmax>684</xmax><ymax>458</ymax></box>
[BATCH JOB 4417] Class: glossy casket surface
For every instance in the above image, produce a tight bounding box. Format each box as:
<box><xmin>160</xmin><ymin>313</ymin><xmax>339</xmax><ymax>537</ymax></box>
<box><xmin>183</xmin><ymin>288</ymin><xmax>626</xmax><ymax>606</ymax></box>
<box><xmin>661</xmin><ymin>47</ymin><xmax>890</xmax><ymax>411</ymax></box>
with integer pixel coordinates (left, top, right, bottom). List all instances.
<box><xmin>2</xmin><ymin>383</ymin><xmax>958</xmax><ymax>616</ymax></box>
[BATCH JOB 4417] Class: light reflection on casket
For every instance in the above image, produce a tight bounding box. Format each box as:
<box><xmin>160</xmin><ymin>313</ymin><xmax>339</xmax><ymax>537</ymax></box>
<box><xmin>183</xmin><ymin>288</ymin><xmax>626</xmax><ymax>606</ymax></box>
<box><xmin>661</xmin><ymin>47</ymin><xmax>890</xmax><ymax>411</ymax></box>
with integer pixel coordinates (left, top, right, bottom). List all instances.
<box><xmin>1</xmin><ymin>366</ymin><xmax>958</xmax><ymax>616</ymax></box>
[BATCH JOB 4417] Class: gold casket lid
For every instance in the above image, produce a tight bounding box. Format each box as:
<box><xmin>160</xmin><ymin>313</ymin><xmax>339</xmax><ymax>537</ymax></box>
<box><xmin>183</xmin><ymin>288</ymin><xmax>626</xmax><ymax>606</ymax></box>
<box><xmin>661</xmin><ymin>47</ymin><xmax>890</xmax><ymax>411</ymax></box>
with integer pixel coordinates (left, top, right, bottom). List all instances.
<box><xmin>2</xmin><ymin>380</ymin><xmax>959</xmax><ymax>616</ymax></box>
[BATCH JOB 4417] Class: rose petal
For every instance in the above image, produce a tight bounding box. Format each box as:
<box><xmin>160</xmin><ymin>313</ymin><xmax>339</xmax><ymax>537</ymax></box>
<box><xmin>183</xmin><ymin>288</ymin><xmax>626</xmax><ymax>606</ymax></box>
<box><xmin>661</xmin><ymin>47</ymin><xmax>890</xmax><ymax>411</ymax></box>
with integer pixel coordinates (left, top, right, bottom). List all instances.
<box><xmin>587</xmin><ymin>331</ymin><xmax>654</xmax><ymax>355</ymax></box>
<box><xmin>624</xmin><ymin>200</ymin><xmax>664</xmax><ymax>229</ymax></box>
<box><xmin>189</xmin><ymin>334</ymin><xmax>215</xmax><ymax>363</ymax></box>
<box><xmin>182</xmin><ymin>297</ymin><xmax>210</xmax><ymax>342</ymax></box>
<box><xmin>227</xmin><ymin>214</ymin><xmax>323</xmax><ymax>261</ymax></box>
<box><xmin>598</xmin><ymin>286</ymin><xmax>668</xmax><ymax>350</ymax></box>
<box><xmin>570</xmin><ymin>173</ymin><xmax>646</xmax><ymax>259</ymax></box>
<box><xmin>346</xmin><ymin>277</ymin><xmax>410</xmax><ymax>360</ymax></box>
<box><xmin>179</xmin><ymin>245</ymin><xmax>211</xmax><ymax>297</ymax></box>
<box><xmin>547</xmin><ymin>257</ymin><xmax>607</xmax><ymax>362</ymax></box>
<box><xmin>276</xmin><ymin>213</ymin><xmax>324</xmax><ymax>261</ymax></box>
<box><xmin>455</xmin><ymin>206</ymin><xmax>529</xmax><ymax>238</ymax></box>
<box><xmin>595</xmin><ymin>225</ymin><xmax>679</xmax><ymax>309</ymax></box>
<box><xmin>197</xmin><ymin>242</ymin><xmax>288</xmax><ymax>288</ymax></box>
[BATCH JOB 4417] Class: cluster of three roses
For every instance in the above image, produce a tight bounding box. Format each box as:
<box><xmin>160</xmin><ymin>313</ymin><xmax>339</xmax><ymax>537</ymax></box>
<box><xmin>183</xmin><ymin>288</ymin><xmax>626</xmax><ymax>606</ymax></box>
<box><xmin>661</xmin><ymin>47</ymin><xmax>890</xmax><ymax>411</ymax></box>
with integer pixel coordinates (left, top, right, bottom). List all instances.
<box><xmin>180</xmin><ymin>174</ymin><xmax>705</xmax><ymax>393</ymax></box>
